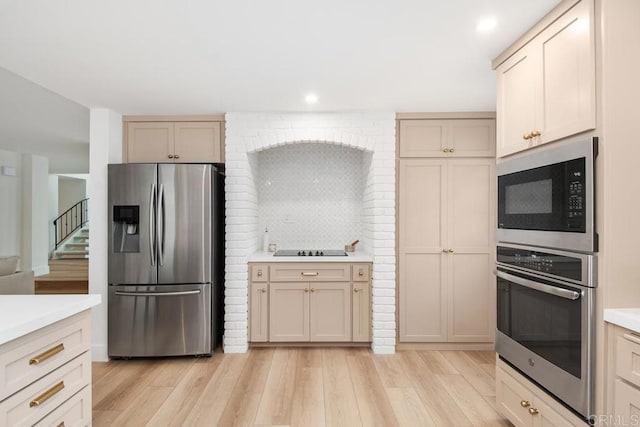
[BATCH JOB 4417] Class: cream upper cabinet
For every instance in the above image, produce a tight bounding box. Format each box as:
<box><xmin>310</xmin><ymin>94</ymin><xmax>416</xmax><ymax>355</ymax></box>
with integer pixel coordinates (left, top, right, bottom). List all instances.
<box><xmin>399</xmin><ymin>119</ymin><xmax>495</xmax><ymax>158</ymax></box>
<box><xmin>125</xmin><ymin>117</ymin><xmax>224</xmax><ymax>163</ymax></box>
<box><xmin>495</xmin><ymin>0</ymin><xmax>595</xmax><ymax>157</ymax></box>
<box><xmin>399</xmin><ymin>158</ymin><xmax>495</xmax><ymax>343</ymax></box>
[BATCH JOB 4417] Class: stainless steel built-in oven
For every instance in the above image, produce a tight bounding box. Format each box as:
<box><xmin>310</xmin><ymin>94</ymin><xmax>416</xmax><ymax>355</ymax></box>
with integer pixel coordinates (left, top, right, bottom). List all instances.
<box><xmin>497</xmin><ymin>138</ymin><xmax>598</xmax><ymax>253</ymax></box>
<box><xmin>495</xmin><ymin>243</ymin><xmax>596</xmax><ymax>419</ymax></box>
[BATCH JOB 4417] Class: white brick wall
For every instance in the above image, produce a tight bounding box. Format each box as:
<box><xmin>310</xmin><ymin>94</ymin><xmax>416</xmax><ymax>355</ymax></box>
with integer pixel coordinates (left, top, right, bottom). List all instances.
<box><xmin>224</xmin><ymin>112</ymin><xmax>396</xmax><ymax>354</ymax></box>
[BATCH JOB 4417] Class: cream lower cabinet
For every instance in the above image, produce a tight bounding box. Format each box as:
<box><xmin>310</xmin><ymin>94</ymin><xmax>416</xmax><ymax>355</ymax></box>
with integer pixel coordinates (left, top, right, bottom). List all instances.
<box><xmin>124</xmin><ymin>118</ymin><xmax>223</xmax><ymax>163</ymax></box>
<box><xmin>399</xmin><ymin>158</ymin><xmax>495</xmax><ymax>343</ymax></box>
<box><xmin>496</xmin><ymin>360</ymin><xmax>584</xmax><ymax>427</ymax></box>
<box><xmin>605</xmin><ymin>323</ymin><xmax>640</xmax><ymax>424</ymax></box>
<box><xmin>248</xmin><ymin>262</ymin><xmax>371</xmax><ymax>343</ymax></box>
<box><xmin>0</xmin><ymin>310</ymin><xmax>93</xmax><ymax>427</ymax></box>
<box><xmin>495</xmin><ymin>0</ymin><xmax>595</xmax><ymax>157</ymax></box>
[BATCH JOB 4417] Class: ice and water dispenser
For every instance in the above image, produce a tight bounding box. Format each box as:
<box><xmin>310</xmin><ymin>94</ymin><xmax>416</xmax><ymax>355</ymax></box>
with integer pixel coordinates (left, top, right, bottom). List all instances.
<box><xmin>113</xmin><ymin>205</ymin><xmax>140</xmax><ymax>252</ymax></box>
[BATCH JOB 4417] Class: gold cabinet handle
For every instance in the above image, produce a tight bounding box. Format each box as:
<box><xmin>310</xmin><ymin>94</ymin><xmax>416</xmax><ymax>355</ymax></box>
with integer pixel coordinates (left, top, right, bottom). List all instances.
<box><xmin>30</xmin><ymin>381</ymin><xmax>65</xmax><ymax>407</ymax></box>
<box><xmin>442</xmin><ymin>148</ymin><xmax>449</xmax><ymax>153</ymax></box>
<box><xmin>520</xmin><ymin>400</ymin><xmax>530</xmax><ymax>408</ymax></box>
<box><xmin>449</xmin><ymin>148</ymin><xmax>455</xmax><ymax>153</ymax></box>
<box><xmin>174</xmin><ymin>154</ymin><xmax>180</xmax><ymax>159</ymax></box>
<box><xmin>56</xmin><ymin>422</ymin><xmax>66</xmax><ymax>427</ymax></box>
<box><xmin>260</xmin><ymin>288</ymin><xmax>267</xmax><ymax>293</ymax></box>
<box><xmin>358</xmin><ymin>269</ymin><xmax>364</xmax><ymax>277</ymax></box>
<box><xmin>257</xmin><ymin>270</ymin><xmax>263</xmax><ymax>277</ymax></box>
<box><xmin>310</xmin><ymin>288</ymin><xmax>316</xmax><ymax>292</ymax></box>
<box><xmin>354</xmin><ymin>288</ymin><xmax>361</xmax><ymax>293</ymax></box>
<box><xmin>448</xmin><ymin>249</ymin><xmax>455</xmax><ymax>253</ymax></box>
<box><xmin>304</xmin><ymin>288</ymin><xmax>310</xmax><ymax>293</ymax></box>
<box><xmin>301</xmin><ymin>272</ymin><xmax>318</xmax><ymax>277</ymax></box>
<box><xmin>528</xmin><ymin>407</ymin><xmax>539</xmax><ymax>415</ymax></box>
<box><xmin>531</xmin><ymin>130</ymin><xmax>541</xmax><ymax>137</ymax></box>
<box><xmin>523</xmin><ymin>133</ymin><xmax>532</xmax><ymax>140</ymax></box>
<box><xmin>168</xmin><ymin>154</ymin><xmax>174</xmax><ymax>159</ymax></box>
<box><xmin>30</xmin><ymin>343</ymin><xmax>64</xmax><ymax>365</ymax></box>
<box><xmin>442</xmin><ymin>249</ymin><xmax>448</xmax><ymax>253</ymax></box>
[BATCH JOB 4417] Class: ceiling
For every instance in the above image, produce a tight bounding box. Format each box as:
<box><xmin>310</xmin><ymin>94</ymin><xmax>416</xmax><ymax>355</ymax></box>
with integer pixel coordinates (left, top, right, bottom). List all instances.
<box><xmin>0</xmin><ymin>0</ymin><xmax>560</xmax><ymax>115</ymax></box>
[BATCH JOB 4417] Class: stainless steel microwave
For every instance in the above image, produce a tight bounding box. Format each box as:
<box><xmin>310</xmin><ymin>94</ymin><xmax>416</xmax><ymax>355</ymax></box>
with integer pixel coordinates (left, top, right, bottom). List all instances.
<box><xmin>497</xmin><ymin>138</ymin><xmax>598</xmax><ymax>253</ymax></box>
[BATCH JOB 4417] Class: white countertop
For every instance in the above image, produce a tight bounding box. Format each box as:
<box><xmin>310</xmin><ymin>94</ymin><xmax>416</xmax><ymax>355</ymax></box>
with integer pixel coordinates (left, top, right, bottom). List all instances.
<box><xmin>248</xmin><ymin>250</ymin><xmax>373</xmax><ymax>263</ymax></box>
<box><xmin>604</xmin><ymin>308</ymin><xmax>640</xmax><ymax>333</ymax></box>
<box><xmin>0</xmin><ymin>294</ymin><xmax>102</xmax><ymax>346</ymax></box>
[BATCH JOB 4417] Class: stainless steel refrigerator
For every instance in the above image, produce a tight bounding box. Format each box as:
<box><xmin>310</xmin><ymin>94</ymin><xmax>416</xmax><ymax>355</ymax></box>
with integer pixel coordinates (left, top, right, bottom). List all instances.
<box><xmin>107</xmin><ymin>163</ymin><xmax>224</xmax><ymax>357</ymax></box>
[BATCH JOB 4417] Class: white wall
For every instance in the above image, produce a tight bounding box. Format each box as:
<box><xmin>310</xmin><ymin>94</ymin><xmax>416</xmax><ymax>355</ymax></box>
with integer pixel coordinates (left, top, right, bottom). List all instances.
<box><xmin>0</xmin><ymin>149</ymin><xmax>22</xmax><ymax>260</ymax></box>
<box><xmin>48</xmin><ymin>175</ymin><xmax>58</xmax><ymax>254</ymax></box>
<box><xmin>58</xmin><ymin>176</ymin><xmax>86</xmax><ymax>214</ymax></box>
<box><xmin>88</xmin><ymin>109</ymin><xmax>122</xmax><ymax>361</ymax></box>
<box><xmin>21</xmin><ymin>154</ymin><xmax>50</xmax><ymax>276</ymax></box>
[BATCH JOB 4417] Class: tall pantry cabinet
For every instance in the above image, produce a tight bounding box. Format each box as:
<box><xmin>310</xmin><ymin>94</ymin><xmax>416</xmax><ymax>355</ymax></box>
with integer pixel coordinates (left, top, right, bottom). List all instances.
<box><xmin>398</xmin><ymin>115</ymin><xmax>496</xmax><ymax>343</ymax></box>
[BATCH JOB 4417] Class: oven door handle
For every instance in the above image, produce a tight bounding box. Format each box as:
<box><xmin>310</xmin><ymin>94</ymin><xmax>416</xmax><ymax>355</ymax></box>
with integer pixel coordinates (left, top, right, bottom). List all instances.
<box><xmin>496</xmin><ymin>270</ymin><xmax>581</xmax><ymax>300</ymax></box>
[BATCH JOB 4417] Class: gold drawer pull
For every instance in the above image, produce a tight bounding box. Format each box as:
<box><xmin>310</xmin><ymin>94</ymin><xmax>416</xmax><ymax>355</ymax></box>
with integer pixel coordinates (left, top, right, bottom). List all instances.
<box><xmin>260</xmin><ymin>288</ymin><xmax>267</xmax><ymax>293</ymax></box>
<box><xmin>257</xmin><ymin>270</ymin><xmax>263</xmax><ymax>277</ymax></box>
<box><xmin>30</xmin><ymin>343</ymin><xmax>64</xmax><ymax>365</ymax></box>
<box><xmin>358</xmin><ymin>269</ymin><xmax>364</xmax><ymax>277</ymax></box>
<box><xmin>443</xmin><ymin>148</ymin><xmax>449</xmax><ymax>153</ymax></box>
<box><xmin>354</xmin><ymin>288</ymin><xmax>361</xmax><ymax>293</ymax></box>
<box><xmin>57</xmin><ymin>422</ymin><xmax>66</xmax><ymax>427</ymax></box>
<box><xmin>30</xmin><ymin>381</ymin><xmax>65</xmax><ymax>407</ymax></box>
<box><xmin>623</xmin><ymin>333</ymin><xmax>640</xmax><ymax>346</ymax></box>
<box><xmin>528</xmin><ymin>407</ymin><xmax>539</xmax><ymax>415</ymax></box>
<box><xmin>301</xmin><ymin>272</ymin><xmax>318</xmax><ymax>277</ymax></box>
<box><xmin>520</xmin><ymin>400</ymin><xmax>530</xmax><ymax>408</ymax></box>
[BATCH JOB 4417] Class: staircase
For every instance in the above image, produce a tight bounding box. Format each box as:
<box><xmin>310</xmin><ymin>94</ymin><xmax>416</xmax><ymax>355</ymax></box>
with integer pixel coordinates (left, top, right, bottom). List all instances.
<box><xmin>54</xmin><ymin>227</ymin><xmax>89</xmax><ymax>259</ymax></box>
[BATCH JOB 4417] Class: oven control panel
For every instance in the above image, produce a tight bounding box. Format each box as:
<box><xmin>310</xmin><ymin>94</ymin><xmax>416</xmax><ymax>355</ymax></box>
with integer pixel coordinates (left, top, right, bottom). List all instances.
<box><xmin>497</xmin><ymin>245</ymin><xmax>585</xmax><ymax>283</ymax></box>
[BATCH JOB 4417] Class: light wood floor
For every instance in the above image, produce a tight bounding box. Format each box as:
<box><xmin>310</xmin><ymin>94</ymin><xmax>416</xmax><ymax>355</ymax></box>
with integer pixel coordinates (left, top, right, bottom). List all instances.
<box><xmin>92</xmin><ymin>348</ymin><xmax>509</xmax><ymax>427</ymax></box>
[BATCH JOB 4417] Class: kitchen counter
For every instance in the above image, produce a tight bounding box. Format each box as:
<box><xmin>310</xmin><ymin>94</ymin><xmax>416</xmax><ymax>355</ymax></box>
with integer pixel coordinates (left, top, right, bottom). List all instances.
<box><xmin>604</xmin><ymin>308</ymin><xmax>640</xmax><ymax>334</ymax></box>
<box><xmin>248</xmin><ymin>250</ymin><xmax>373</xmax><ymax>263</ymax></box>
<box><xmin>0</xmin><ymin>294</ymin><xmax>101</xmax><ymax>345</ymax></box>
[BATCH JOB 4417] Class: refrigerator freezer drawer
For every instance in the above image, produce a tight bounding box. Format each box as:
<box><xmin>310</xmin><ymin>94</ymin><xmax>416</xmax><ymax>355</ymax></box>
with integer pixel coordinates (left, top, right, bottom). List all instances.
<box><xmin>108</xmin><ymin>283</ymin><xmax>212</xmax><ymax>357</ymax></box>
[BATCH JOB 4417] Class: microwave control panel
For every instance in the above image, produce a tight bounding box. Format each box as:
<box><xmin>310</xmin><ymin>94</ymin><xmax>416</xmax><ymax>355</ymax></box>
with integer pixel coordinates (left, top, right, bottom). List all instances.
<box><xmin>566</xmin><ymin>159</ymin><xmax>586</xmax><ymax>229</ymax></box>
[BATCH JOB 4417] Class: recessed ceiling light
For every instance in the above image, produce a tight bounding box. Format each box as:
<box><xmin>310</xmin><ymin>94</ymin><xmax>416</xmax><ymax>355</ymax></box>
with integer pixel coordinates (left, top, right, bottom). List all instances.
<box><xmin>305</xmin><ymin>94</ymin><xmax>318</xmax><ymax>104</ymax></box>
<box><xmin>477</xmin><ymin>18</ymin><xmax>497</xmax><ymax>32</ymax></box>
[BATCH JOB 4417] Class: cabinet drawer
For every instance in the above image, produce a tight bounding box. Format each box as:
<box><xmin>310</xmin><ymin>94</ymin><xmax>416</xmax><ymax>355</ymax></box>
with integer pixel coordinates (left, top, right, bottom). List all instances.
<box><xmin>270</xmin><ymin>263</ymin><xmax>350</xmax><ymax>282</ymax></box>
<box><xmin>0</xmin><ymin>311</ymin><xmax>91</xmax><ymax>401</ymax></box>
<box><xmin>0</xmin><ymin>352</ymin><xmax>91</xmax><ymax>427</ymax></box>
<box><xmin>616</xmin><ymin>332</ymin><xmax>640</xmax><ymax>388</ymax></box>
<box><xmin>34</xmin><ymin>385</ymin><xmax>91</xmax><ymax>427</ymax></box>
<box><xmin>352</xmin><ymin>264</ymin><xmax>371</xmax><ymax>282</ymax></box>
<box><xmin>250</xmin><ymin>264</ymin><xmax>269</xmax><ymax>282</ymax></box>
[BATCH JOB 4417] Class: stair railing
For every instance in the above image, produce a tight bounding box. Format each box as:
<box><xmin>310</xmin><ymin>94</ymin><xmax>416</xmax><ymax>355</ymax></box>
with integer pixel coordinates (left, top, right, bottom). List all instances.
<box><xmin>54</xmin><ymin>198</ymin><xmax>89</xmax><ymax>249</ymax></box>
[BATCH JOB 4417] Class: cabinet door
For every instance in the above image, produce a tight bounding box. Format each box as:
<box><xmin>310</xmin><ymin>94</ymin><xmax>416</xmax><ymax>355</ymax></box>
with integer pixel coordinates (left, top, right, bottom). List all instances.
<box><xmin>496</xmin><ymin>367</ymin><xmax>534</xmax><ymax>427</ymax></box>
<box><xmin>448</xmin><ymin>119</ymin><xmax>496</xmax><ymax>157</ymax></box>
<box><xmin>352</xmin><ymin>282</ymin><xmax>371</xmax><ymax>342</ymax></box>
<box><xmin>399</xmin><ymin>159</ymin><xmax>448</xmax><ymax>342</ymax></box>
<box><xmin>174</xmin><ymin>122</ymin><xmax>221</xmax><ymax>163</ymax></box>
<box><xmin>612</xmin><ymin>379</ymin><xmax>640</xmax><ymax>427</ymax></box>
<box><xmin>399</xmin><ymin>120</ymin><xmax>447</xmax><ymax>157</ymax></box>
<box><xmin>532</xmin><ymin>395</ymin><xmax>584</xmax><ymax>427</ymax></box>
<box><xmin>447</xmin><ymin>160</ymin><xmax>495</xmax><ymax>342</ymax></box>
<box><xmin>126</xmin><ymin>122</ymin><xmax>174</xmax><ymax>163</ymax></box>
<box><xmin>269</xmin><ymin>283</ymin><xmax>309</xmax><ymax>342</ymax></box>
<box><xmin>249</xmin><ymin>282</ymin><xmax>269</xmax><ymax>342</ymax></box>
<box><xmin>496</xmin><ymin>44</ymin><xmax>539</xmax><ymax>158</ymax></box>
<box><xmin>310</xmin><ymin>283</ymin><xmax>351</xmax><ymax>342</ymax></box>
<box><xmin>539</xmin><ymin>0</ymin><xmax>595</xmax><ymax>145</ymax></box>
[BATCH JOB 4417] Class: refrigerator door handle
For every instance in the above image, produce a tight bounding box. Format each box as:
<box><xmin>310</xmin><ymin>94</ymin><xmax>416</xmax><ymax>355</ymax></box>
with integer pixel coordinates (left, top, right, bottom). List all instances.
<box><xmin>149</xmin><ymin>183</ymin><xmax>156</xmax><ymax>266</ymax></box>
<box><xmin>114</xmin><ymin>290</ymin><xmax>201</xmax><ymax>297</ymax></box>
<box><xmin>158</xmin><ymin>183</ymin><xmax>165</xmax><ymax>266</ymax></box>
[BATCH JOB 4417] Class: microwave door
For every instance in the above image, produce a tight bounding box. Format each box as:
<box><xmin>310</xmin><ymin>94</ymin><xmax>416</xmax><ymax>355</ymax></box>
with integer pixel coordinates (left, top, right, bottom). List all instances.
<box><xmin>108</xmin><ymin>164</ymin><xmax>158</xmax><ymax>285</ymax></box>
<box><xmin>157</xmin><ymin>164</ymin><xmax>212</xmax><ymax>284</ymax></box>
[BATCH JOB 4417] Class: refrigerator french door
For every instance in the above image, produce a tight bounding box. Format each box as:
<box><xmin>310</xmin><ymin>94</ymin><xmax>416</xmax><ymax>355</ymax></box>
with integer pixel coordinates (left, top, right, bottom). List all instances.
<box><xmin>108</xmin><ymin>163</ymin><xmax>223</xmax><ymax>357</ymax></box>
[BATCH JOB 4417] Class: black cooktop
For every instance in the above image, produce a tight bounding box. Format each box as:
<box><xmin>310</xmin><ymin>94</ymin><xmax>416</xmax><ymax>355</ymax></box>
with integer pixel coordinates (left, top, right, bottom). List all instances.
<box><xmin>274</xmin><ymin>249</ymin><xmax>348</xmax><ymax>257</ymax></box>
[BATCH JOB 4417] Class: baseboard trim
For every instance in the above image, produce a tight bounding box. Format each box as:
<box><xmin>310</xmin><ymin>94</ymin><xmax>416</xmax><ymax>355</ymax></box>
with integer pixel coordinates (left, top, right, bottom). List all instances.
<box><xmin>396</xmin><ymin>342</ymin><xmax>495</xmax><ymax>351</ymax></box>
